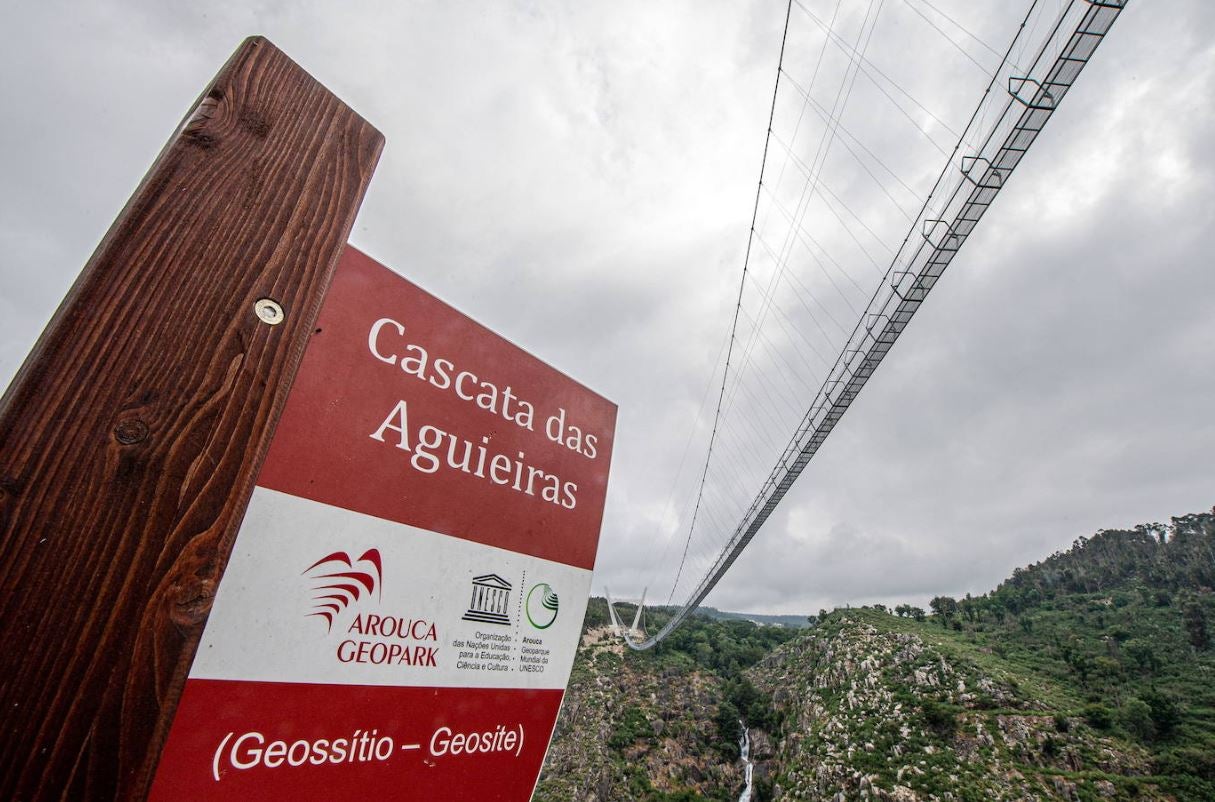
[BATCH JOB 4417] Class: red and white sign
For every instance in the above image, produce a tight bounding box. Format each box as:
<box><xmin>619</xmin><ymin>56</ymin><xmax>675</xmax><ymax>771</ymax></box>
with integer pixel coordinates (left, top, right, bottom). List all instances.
<box><xmin>150</xmin><ymin>246</ymin><xmax>616</xmax><ymax>801</ymax></box>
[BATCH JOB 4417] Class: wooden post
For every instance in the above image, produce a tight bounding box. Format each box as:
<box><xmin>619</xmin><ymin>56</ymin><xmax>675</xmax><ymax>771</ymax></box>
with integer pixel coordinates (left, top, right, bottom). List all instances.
<box><xmin>0</xmin><ymin>37</ymin><xmax>382</xmax><ymax>801</ymax></box>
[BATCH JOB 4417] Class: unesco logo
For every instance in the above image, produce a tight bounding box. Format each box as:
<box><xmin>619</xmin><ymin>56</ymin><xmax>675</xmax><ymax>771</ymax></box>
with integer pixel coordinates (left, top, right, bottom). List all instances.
<box><xmin>525</xmin><ymin>583</ymin><xmax>559</xmax><ymax>629</ymax></box>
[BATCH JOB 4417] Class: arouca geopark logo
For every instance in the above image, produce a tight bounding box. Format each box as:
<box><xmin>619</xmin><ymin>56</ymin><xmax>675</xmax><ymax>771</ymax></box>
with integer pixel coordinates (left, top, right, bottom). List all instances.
<box><xmin>303</xmin><ymin>549</ymin><xmax>383</xmax><ymax>630</ymax></box>
<box><xmin>302</xmin><ymin>548</ymin><xmax>438</xmax><ymax>667</ymax></box>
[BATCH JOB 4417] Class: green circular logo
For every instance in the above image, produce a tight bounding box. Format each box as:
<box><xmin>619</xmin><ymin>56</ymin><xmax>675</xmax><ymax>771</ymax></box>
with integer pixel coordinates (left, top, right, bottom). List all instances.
<box><xmin>525</xmin><ymin>583</ymin><xmax>559</xmax><ymax>629</ymax></box>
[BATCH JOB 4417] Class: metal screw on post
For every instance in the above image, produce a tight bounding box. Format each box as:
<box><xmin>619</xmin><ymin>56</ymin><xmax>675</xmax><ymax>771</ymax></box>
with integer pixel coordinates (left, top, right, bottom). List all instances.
<box><xmin>255</xmin><ymin>298</ymin><xmax>285</xmax><ymax>325</ymax></box>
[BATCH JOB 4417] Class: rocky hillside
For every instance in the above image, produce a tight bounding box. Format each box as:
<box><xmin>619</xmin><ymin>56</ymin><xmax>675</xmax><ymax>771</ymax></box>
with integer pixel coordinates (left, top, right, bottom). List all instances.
<box><xmin>751</xmin><ymin>613</ymin><xmax>1166</xmax><ymax>800</ymax></box>
<box><xmin>534</xmin><ymin>510</ymin><xmax>1214</xmax><ymax>801</ymax></box>
<box><xmin>533</xmin><ymin>626</ymin><xmax>740</xmax><ymax>802</ymax></box>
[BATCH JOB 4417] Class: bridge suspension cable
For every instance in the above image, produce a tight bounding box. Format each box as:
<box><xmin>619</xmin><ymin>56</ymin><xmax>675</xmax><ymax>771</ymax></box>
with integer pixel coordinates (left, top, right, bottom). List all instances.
<box><xmin>616</xmin><ymin>0</ymin><xmax>1129</xmax><ymax>650</ymax></box>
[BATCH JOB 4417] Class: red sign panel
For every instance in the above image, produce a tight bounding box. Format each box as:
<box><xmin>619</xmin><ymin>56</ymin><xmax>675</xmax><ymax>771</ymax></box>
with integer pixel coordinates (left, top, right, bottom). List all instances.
<box><xmin>150</xmin><ymin>246</ymin><xmax>616</xmax><ymax>800</ymax></box>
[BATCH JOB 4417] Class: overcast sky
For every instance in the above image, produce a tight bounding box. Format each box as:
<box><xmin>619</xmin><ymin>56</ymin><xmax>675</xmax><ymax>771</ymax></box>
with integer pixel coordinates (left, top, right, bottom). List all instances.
<box><xmin>2</xmin><ymin>0</ymin><xmax>1212</xmax><ymax>616</ymax></box>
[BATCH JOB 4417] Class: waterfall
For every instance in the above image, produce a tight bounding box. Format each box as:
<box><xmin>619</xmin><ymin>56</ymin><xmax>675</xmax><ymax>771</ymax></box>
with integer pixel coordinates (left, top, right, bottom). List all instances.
<box><xmin>738</xmin><ymin>720</ymin><xmax>754</xmax><ymax>802</ymax></box>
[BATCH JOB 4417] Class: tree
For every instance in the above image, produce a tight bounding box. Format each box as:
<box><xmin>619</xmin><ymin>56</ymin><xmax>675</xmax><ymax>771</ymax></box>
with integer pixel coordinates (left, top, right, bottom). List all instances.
<box><xmin>1123</xmin><ymin>639</ymin><xmax>1161</xmax><ymax>675</ymax></box>
<box><xmin>1183</xmin><ymin>600</ymin><xmax>1210</xmax><ymax>651</ymax></box>
<box><xmin>929</xmin><ymin>596</ymin><xmax>958</xmax><ymax>625</ymax></box>
<box><xmin>1141</xmin><ymin>689</ymin><xmax>1182</xmax><ymax>739</ymax></box>
<box><xmin>961</xmin><ymin>593</ymin><xmax>978</xmax><ymax>623</ymax></box>
<box><xmin>1120</xmin><ymin>697</ymin><xmax>1155</xmax><ymax>741</ymax></box>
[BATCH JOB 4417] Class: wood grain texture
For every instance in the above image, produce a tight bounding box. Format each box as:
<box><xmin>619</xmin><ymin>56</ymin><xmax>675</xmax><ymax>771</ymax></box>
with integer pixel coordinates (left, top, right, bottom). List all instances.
<box><xmin>0</xmin><ymin>37</ymin><xmax>382</xmax><ymax>801</ymax></box>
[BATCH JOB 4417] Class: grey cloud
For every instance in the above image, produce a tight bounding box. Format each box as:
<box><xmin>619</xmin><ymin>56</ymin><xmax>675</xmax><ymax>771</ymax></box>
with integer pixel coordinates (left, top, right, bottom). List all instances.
<box><xmin>2</xmin><ymin>1</ymin><xmax>1212</xmax><ymax>621</ymax></box>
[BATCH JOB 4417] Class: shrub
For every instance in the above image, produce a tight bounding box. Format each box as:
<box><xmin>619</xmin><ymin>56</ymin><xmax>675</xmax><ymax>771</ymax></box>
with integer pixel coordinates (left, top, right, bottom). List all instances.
<box><xmin>1083</xmin><ymin>703</ymin><xmax>1114</xmax><ymax>730</ymax></box>
<box><xmin>610</xmin><ymin>706</ymin><xmax>655</xmax><ymax>749</ymax></box>
<box><xmin>1157</xmin><ymin>746</ymin><xmax>1215</xmax><ymax>780</ymax></box>
<box><xmin>921</xmin><ymin>699</ymin><xmax>959</xmax><ymax>737</ymax></box>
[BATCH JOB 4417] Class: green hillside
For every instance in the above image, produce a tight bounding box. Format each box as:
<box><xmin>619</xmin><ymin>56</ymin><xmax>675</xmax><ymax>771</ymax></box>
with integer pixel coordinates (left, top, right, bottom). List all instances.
<box><xmin>535</xmin><ymin>509</ymin><xmax>1215</xmax><ymax>800</ymax></box>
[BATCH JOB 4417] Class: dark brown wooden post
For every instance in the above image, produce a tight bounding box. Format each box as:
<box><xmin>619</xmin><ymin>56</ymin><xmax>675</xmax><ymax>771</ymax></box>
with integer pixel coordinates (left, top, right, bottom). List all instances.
<box><xmin>0</xmin><ymin>37</ymin><xmax>382</xmax><ymax>801</ymax></box>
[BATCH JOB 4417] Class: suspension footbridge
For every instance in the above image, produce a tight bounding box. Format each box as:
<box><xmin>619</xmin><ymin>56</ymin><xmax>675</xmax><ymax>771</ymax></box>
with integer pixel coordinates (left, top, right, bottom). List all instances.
<box><xmin>611</xmin><ymin>0</ymin><xmax>1129</xmax><ymax>649</ymax></box>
